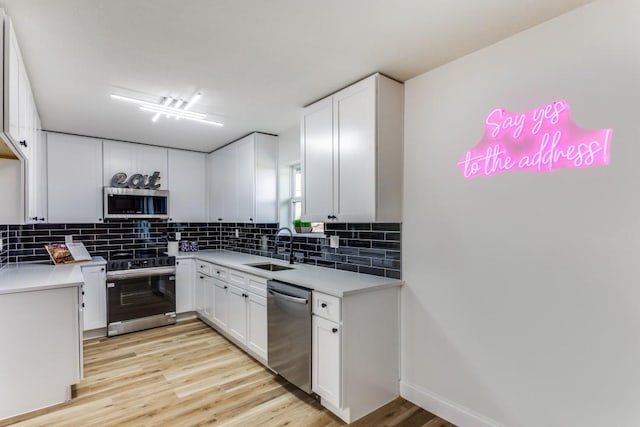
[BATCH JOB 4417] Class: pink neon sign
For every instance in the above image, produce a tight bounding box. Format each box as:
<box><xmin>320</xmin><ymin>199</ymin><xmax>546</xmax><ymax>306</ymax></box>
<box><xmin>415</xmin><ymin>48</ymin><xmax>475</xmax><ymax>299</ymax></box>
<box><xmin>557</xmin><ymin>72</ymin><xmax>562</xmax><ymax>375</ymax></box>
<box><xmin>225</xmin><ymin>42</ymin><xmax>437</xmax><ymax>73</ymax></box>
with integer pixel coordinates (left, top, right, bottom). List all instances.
<box><xmin>458</xmin><ymin>100</ymin><xmax>612</xmax><ymax>179</ymax></box>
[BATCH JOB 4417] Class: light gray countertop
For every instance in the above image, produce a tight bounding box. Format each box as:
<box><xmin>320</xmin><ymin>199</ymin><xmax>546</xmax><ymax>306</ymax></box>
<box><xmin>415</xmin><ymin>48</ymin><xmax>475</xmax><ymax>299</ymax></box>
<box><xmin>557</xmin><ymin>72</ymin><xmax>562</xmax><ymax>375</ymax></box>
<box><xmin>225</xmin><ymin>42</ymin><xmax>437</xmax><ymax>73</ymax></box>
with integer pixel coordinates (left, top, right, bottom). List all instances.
<box><xmin>175</xmin><ymin>250</ymin><xmax>402</xmax><ymax>297</ymax></box>
<box><xmin>0</xmin><ymin>257</ymin><xmax>106</xmax><ymax>295</ymax></box>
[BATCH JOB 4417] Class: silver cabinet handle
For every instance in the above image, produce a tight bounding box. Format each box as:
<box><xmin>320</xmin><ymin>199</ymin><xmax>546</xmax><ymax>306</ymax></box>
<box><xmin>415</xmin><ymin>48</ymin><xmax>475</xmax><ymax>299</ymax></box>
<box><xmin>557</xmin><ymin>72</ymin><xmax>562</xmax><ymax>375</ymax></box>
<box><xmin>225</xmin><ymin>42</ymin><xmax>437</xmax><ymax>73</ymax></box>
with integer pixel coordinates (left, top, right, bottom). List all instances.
<box><xmin>268</xmin><ymin>289</ymin><xmax>308</xmax><ymax>304</ymax></box>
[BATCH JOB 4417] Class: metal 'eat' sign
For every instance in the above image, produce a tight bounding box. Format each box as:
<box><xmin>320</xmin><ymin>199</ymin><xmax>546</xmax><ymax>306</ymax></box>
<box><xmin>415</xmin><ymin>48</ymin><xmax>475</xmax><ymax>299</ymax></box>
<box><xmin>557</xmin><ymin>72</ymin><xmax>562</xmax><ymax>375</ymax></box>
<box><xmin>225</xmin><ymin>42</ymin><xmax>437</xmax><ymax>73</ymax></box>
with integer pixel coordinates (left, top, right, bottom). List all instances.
<box><xmin>110</xmin><ymin>171</ymin><xmax>161</xmax><ymax>189</ymax></box>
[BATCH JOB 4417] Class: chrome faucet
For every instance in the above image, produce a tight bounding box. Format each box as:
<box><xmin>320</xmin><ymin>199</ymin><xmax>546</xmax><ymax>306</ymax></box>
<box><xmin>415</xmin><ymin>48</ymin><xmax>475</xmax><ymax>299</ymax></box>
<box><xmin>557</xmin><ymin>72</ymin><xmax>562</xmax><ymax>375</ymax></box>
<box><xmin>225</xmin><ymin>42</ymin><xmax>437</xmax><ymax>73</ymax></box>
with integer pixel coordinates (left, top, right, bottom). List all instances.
<box><xmin>275</xmin><ymin>227</ymin><xmax>295</xmax><ymax>264</ymax></box>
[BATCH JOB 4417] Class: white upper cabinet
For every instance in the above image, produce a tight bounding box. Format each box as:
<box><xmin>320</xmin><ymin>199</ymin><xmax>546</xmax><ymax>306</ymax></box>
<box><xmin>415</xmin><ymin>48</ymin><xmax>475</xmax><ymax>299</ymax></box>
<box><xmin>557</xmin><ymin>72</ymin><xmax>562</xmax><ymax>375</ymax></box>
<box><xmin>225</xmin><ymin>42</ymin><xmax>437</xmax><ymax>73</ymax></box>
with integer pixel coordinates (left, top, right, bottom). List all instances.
<box><xmin>301</xmin><ymin>97</ymin><xmax>333</xmax><ymax>221</ymax></box>
<box><xmin>220</xmin><ymin>145</ymin><xmax>238</xmax><ymax>221</ymax></box>
<box><xmin>47</xmin><ymin>133</ymin><xmax>103</xmax><ymax>223</ymax></box>
<box><xmin>103</xmin><ymin>140</ymin><xmax>168</xmax><ymax>189</ymax></box>
<box><xmin>4</xmin><ymin>17</ymin><xmax>40</xmax><ymax>160</ymax></box>
<box><xmin>26</xmin><ymin>115</ymin><xmax>46</xmax><ymax>223</ymax></box>
<box><xmin>235</xmin><ymin>137</ymin><xmax>256</xmax><ymax>221</ymax></box>
<box><xmin>333</xmin><ymin>79</ymin><xmax>376</xmax><ymax>221</ymax></box>
<box><xmin>206</xmin><ymin>147</ymin><xmax>227</xmax><ymax>222</ymax></box>
<box><xmin>3</xmin><ymin>14</ymin><xmax>46</xmax><ymax>224</ymax></box>
<box><xmin>207</xmin><ymin>133</ymin><xmax>278</xmax><ymax>223</ymax></box>
<box><xmin>6</xmin><ymin>20</ymin><xmax>20</xmax><ymax>145</ymax></box>
<box><xmin>5</xmin><ymin>17</ymin><xmax>24</xmax><ymax>154</ymax></box>
<box><xmin>168</xmin><ymin>149</ymin><xmax>206</xmax><ymax>222</ymax></box>
<box><xmin>301</xmin><ymin>73</ymin><xmax>403</xmax><ymax>222</ymax></box>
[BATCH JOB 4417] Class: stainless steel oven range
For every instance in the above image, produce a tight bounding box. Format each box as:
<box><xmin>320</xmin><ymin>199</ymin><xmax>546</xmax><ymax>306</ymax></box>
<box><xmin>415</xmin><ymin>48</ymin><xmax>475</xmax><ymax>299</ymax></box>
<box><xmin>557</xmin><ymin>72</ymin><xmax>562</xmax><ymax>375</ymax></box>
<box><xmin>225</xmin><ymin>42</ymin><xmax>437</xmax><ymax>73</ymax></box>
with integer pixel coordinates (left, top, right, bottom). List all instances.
<box><xmin>106</xmin><ymin>252</ymin><xmax>177</xmax><ymax>336</ymax></box>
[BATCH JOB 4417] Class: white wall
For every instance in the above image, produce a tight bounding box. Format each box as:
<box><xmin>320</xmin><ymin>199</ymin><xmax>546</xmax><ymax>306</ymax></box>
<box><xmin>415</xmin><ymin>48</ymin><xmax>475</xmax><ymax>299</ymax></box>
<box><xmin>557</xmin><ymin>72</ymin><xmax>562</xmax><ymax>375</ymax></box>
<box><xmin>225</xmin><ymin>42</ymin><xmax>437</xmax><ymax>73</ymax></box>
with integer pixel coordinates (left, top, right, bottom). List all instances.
<box><xmin>278</xmin><ymin>125</ymin><xmax>300</xmax><ymax>228</ymax></box>
<box><xmin>402</xmin><ymin>1</ymin><xmax>640</xmax><ymax>426</ymax></box>
<box><xmin>0</xmin><ymin>159</ymin><xmax>22</xmax><ymax>223</ymax></box>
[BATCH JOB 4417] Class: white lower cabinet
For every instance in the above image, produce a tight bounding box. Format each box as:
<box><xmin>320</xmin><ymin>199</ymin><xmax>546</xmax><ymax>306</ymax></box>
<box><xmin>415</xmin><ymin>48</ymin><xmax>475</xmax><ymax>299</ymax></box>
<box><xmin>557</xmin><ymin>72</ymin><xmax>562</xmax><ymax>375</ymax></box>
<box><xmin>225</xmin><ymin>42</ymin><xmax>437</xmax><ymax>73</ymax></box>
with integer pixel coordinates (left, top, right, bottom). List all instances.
<box><xmin>194</xmin><ymin>261</ymin><xmax>268</xmax><ymax>364</ymax></box>
<box><xmin>81</xmin><ymin>265</ymin><xmax>107</xmax><ymax>331</ymax></box>
<box><xmin>227</xmin><ymin>284</ymin><xmax>248</xmax><ymax>342</ymax></box>
<box><xmin>246</xmin><ymin>292</ymin><xmax>267</xmax><ymax>360</ymax></box>
<box><xmin>212</xmin><ymin>278</ymin><xmax>229</xmax><ymax>329</ymax></box>
<box><xmin>176</xmin><ymin>259</ymin><xmax>195</xmax><ymax>313</ymax></box>
<box><xmin>0</xmin><ymin>285</ymin><xmax>82</xmax><ymax>420</ymax></box>
<box><xmin>311</xmin><ymin>288</ymin><xmax>400</xmax><ymax>423</ymax></box>
<box><xmin>203</xmin><ymin>277</ymin><xmax>215</xmax><ymax>321</ymax></box>
<box><xmin>195</xmin><ymin>273</ymin><xmax>205</xmax><ymax>315</ymax></box>
<box><xmin>312</xmin><ymin>315</ymin><xmax>341</xmax><ymax>409</ymax></box>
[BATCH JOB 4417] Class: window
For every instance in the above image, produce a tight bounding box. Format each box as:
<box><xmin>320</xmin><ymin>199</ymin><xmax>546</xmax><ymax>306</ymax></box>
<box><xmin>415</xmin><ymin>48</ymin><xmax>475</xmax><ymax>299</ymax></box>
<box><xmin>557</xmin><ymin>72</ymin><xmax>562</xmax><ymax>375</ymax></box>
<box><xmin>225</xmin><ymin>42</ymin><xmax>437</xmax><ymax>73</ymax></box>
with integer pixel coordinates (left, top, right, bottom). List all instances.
<box><xmin>289</xmin><ymin>164</ymin><xmax>323</xmax><ymax>234</ymax></box>
<box><xmin>291</xmin><ymin>164</ymin><xmax>302</xmax><ymax>223</ymax></box>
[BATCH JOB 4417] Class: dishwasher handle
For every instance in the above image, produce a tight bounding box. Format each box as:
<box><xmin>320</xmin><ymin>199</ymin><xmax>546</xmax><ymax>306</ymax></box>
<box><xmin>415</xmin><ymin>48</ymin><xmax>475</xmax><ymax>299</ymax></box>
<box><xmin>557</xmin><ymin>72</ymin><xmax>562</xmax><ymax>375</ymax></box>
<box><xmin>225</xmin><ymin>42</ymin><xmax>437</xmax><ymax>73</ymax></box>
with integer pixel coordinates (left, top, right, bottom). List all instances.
<box><xmin>268</xmin><ymin>289</ymin><xmax>308</xmax><ymax>304</ymax></box>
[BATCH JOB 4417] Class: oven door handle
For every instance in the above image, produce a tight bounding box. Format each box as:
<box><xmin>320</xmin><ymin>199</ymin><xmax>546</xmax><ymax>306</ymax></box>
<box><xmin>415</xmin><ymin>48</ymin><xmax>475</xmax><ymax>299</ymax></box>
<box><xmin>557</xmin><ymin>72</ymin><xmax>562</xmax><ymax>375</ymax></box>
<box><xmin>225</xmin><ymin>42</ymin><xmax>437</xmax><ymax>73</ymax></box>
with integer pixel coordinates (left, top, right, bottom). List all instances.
<box><xmin>106</xmin><ymin>267</ymin><xmax>176</xmax><ymax>280</ymax></box>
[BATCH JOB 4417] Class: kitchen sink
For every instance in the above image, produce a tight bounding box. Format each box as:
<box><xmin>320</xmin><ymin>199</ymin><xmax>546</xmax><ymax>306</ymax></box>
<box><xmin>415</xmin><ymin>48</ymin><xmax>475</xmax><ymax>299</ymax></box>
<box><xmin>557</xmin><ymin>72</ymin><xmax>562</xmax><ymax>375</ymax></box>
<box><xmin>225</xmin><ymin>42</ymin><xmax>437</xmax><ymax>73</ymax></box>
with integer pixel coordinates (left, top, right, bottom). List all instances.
<box><xmin>246</xmin><ymin>263</ymin><xmax>294</xmax><ymax>272</ymax></box>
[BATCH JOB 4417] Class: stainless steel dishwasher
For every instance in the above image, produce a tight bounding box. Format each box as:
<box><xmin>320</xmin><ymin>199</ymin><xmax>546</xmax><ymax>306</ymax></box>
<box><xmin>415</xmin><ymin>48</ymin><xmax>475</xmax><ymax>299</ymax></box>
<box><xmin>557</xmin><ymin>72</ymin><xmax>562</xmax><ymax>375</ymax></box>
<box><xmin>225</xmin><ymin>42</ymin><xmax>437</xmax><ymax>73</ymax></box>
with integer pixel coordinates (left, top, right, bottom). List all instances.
<box><xmin>267</xmin><ymin>280</ymin><xmax>312</xmax><ymax>394</ymax></box>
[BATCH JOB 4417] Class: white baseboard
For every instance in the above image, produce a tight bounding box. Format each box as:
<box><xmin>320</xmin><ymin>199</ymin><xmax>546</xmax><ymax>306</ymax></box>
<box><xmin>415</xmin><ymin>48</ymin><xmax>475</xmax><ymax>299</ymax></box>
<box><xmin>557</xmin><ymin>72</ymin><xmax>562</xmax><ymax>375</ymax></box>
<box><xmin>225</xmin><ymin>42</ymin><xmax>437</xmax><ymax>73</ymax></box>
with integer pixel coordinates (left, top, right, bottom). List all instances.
<box><xmin>83</xmin><ymin>327</ymin><xmax>107</xmax><ymax>340</ymax></box>
<box><xmin>176</xmin><ymin>312</ymin><xmax>197</xmax><ymax>322</ymax></box>
<box><xmin>400</xmin><ymin>381</ymin><xmax>503</xmax><ymax>427</ymax></box>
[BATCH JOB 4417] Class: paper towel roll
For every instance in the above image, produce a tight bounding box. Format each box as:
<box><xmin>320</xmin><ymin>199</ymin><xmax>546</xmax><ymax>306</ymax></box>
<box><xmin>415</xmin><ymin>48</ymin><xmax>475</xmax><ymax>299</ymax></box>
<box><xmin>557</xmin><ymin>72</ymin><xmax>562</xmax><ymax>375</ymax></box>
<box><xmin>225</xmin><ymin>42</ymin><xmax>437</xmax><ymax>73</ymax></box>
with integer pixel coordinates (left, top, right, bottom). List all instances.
<box><xmin>168</xmin><ymin>241</ymin><xmax>179</xmax><ymax>255</ymax></box>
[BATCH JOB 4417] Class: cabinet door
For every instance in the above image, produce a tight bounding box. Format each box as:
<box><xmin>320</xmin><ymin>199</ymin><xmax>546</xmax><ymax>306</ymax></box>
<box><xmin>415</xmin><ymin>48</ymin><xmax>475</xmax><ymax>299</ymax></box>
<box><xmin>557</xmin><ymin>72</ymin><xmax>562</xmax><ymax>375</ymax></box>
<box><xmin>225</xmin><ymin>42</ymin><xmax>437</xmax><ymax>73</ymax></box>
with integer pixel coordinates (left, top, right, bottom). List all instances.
<box><xmin>136</xmin><ymin>145</ymin><xmax>168</xmax><ymax>189</ymax></box>
<box><xmin>235</xmin><ymin>136</ymin><xmax>255</xmax><ymax>222</ymax></box>
<box><xmin>176</xmin><ymin>259</ymin><xmax>195</xmax><ymax>313</ymax></box>
<box><xmin>47</xmin><ymin>133</ymin><xmax>104</xmax><ymax>223</ymax></box>
<box><xmin>168</xmin><ymin>149</ymin><xmax>206</xmax><ymax>222</ymax></box>
<box><xmin>227</xmin><ymin>284</ymin><xmax>247</xmax><ymax>343</ymax></box>
<box><xmin>18</xmin><ymin>67</ymin><xmax>30</xmax><ymax>151</ymax></box>
<box><xmin>37</xmin><ymin>116</ymin><xmax>47</xmax><ymax>221</ymax></box>
<box><xmin>212</xmin><ymin>278</ymin><xmax>229</xmax><ymax>329</ymax></box>
<box><xmin>301</xmin><ymin>97</ymin><xmax>334</xmax><ymax>221</ymax></box>
<box><xmin>103</xmin><ymin>141</ymin><xmax>168</xmax><ymax>188</ymax></box>
<box><xmin>206</xmin><ymin>151</ymin><xmax>225</xmax><ymax>221</ymax></box>
<box><xmin>26</xmin><ymin>103</ymin><xmax>44</xmax><ymax>223</ymax></box>
<box><xmin>204</xmin><ymin>277</ymin><xmax>215</xmax><ymax>321</ymax></box>
<box><xmin>312</xmin><ymin>315</ymin><xmax>341</xmax><ymax>408</ymax></box>
<box><xmin>254</xmin><ymin>134</ymin><xmax>278</xmax><ymax>223</ymax></box>
<box><xmin>246</xmin><ymin>292</ymin><xmax>267</xmax><ymax>361</ymax></box>
<box><xmin>0</xmin><ymin>286</ymin><xmax>81</xmax><ymax>420</ymax></box>
<box><xmin>5</xmin><ymin>19</ymin><xmax>21</xmax><ymax>146</ymax></box>
<box><xmin>81</xmin><ymin>265</ymin><xmax>107</xmax><ymax>331</ymax></box>
<box><xmin>220</xmin><ymin>146</ymin><xmax>238</xmax><ymax>221</ymax></box>
<box><xmin>333</xmin><ymin>77</ymin><xmax>376</xmax><ymax>222</ymax></box>
<box><xmin>103</xmin><ymin>140</ymin><xmax>137</xmax><ymax>185</ymax></box>
<box><xmin>195</xmin><ymin>274</ymin><xmax>206</xmax><ymax>315</ymax></box>
<box><xmin>25</xmin><ymin>105</ymin><xmax>37</xmax><ymax>223</ymax></box>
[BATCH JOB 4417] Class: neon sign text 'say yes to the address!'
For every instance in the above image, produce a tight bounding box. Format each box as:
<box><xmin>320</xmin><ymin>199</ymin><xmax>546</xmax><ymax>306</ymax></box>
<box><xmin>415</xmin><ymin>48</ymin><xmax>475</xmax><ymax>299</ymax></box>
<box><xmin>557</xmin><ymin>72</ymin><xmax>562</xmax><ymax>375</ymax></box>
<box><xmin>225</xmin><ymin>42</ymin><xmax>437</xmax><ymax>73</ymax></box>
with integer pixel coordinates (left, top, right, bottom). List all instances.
<box><xmin>458</xmin><ymin>100</ymin><xmax>612</xmax><ymax>179</ymax></box>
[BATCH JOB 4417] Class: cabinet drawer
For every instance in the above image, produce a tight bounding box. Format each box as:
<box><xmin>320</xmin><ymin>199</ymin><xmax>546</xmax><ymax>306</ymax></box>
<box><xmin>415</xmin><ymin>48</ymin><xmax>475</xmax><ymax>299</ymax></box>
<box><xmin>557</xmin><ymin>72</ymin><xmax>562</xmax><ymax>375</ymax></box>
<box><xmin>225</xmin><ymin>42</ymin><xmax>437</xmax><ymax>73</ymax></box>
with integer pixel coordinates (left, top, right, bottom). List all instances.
<box><xmin>210</xmin><ymin>264</ymin><xmax>228</xmax><ymax>281</ymax></box>
<box><xmin>228</xmin><ymin>269</ymin><xmax>247</xmax><ymax>289</ymax></box>
<box><xmin>196</xmin><ymin>262</ymin><xmax>212</xmax><ymax>276</ymax></box>
<box><xmin>246</xmin><ymin>274</ymin><xmax>267</xmax><ymax>297</ymax></box>
<box><xmin>312</xmin><ymin>292</ymin><xmax>341</xmax><ymax>323</ymax></box>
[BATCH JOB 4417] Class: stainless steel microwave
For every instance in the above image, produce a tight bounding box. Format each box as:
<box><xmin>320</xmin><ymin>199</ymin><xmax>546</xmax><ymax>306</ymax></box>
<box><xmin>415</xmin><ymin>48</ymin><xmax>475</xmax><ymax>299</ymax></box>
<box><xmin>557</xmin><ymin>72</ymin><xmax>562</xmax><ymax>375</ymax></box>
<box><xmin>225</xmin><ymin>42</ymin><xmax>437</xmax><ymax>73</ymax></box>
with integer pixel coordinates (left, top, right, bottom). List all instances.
<box><xmin>104</xmin><ymin>187</ymin><xmax>170</xmax><ymax>219</ymax></box>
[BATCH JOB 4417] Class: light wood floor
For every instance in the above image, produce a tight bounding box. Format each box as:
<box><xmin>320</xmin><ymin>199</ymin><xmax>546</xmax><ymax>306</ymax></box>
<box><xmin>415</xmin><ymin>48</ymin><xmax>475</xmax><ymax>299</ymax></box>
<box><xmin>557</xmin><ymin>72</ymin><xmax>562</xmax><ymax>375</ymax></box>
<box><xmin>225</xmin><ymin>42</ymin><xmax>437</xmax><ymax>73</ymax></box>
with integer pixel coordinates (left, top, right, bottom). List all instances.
<box><xmin>1</xmin><ymin>319</ymin><xmax>455</xmax><ymax>427</ymax></box>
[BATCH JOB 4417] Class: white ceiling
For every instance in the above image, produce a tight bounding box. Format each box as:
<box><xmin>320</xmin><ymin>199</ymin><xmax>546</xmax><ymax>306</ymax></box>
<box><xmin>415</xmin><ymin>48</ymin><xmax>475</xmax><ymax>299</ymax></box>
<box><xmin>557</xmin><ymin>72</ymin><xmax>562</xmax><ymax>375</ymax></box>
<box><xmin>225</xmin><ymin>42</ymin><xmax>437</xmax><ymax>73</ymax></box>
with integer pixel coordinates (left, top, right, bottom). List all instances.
<box><xmin>0</xmin><ymin>0</ymin><xmax>593</xmax><ymax>152</ymax></box>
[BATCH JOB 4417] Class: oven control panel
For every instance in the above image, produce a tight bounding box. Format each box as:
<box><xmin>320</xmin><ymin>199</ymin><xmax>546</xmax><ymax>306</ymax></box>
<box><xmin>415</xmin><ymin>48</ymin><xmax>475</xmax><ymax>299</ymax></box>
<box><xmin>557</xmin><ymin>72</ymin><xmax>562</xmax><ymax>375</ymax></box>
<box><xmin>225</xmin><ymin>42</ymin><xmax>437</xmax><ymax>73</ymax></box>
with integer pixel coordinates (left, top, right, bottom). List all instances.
<box><xmin>107</xmin><ymin>256</ymin><xmax>176</xmax><ymax>271</ymax></box>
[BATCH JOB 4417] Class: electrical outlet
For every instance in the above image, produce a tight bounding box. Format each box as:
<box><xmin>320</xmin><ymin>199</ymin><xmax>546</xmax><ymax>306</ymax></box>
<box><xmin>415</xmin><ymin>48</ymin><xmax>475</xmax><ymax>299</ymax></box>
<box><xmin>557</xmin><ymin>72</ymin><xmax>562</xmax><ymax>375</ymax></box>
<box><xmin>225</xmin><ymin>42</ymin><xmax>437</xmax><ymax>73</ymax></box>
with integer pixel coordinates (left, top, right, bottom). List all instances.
<box><xmin>0</xmin><ymin>238</ymin><xmax>3</xmax><ymax>252</ymax></box>
<box><xmin>235</xmin><ymin>229</ymin><xmax>240</xmax><ymax>238</ymax></box>
<box><xmin>330</xmin><ymin>235</ymin><xmax>340</xmax><ymax>248</ymax></box>
<box><xmin>175</xmin><ymin>232</ymin><xmax>182</xmax><ymax>241</ymax></box>
<box><xmin>65</xmin><ymin>235</ymin><xmax>73</xmax><ymax>244</ymax></box>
